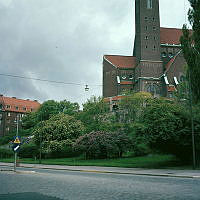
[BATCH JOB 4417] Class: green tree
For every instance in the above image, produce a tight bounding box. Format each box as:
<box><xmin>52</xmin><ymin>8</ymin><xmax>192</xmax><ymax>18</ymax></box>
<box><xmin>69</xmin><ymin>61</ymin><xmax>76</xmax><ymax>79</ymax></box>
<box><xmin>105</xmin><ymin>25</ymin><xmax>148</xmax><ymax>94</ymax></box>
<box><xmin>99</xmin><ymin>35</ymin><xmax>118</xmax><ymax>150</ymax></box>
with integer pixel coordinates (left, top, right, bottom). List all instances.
<box><xmin>119</xmin><ymin>92</ymin><xmax>152</xmax><ymax>123</ymax></box>
<box><xmin>180</xmin><ymin>0</ymin><xmax>200</xmax><ymax>103</ymax></box>
<box><xmin>33</xmin><ymin>113</ymin><xmax>85</xmax><ymax>157</ymax></box>
<box><xmin>133</xmin><ymin>99</ymin><xmax>200</xmax><ymax>161</ymax></box>
<box><xmin>37</xmin><ymin>100</ymin><xmax>59</xmax><ymax>121</ymax></box>
<box><xmin>22</xmin><ymin>111</ymin><xmax>39</xmax><ymax>130</ymax></box>
<box><xmin>78</xmin><ymin>96</ymin><xmax>111</xmax><ymax>132</ymax></box>
<box><xmin>58</xmin><ymin>100</ymin><xmax>79</xmax><ymax>116</ymax></box>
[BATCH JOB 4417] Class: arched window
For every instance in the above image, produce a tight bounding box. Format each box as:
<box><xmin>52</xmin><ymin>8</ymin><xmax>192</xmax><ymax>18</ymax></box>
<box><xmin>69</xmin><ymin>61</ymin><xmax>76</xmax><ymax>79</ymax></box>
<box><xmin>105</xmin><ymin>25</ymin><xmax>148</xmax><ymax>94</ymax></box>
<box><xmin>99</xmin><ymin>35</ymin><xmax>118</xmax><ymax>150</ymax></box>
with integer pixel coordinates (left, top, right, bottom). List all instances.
<box><xmin>168</xmin><ymin>52</ymin><xmax>173</xmax><ymax>58</ymax></box>
<box><xmin>161</xmin><ymin>52</ymin><xmax>167</xmax><ymax>57</ymax></box>
<box><xmin>146</xmin><ymin>83</ymin><xmax>160</xmax><ymax>96</ymax></box>
<box><xmin>147</xmin><ymin>0</ymin><xmax>152</xmax><ymax>9</ymax></box>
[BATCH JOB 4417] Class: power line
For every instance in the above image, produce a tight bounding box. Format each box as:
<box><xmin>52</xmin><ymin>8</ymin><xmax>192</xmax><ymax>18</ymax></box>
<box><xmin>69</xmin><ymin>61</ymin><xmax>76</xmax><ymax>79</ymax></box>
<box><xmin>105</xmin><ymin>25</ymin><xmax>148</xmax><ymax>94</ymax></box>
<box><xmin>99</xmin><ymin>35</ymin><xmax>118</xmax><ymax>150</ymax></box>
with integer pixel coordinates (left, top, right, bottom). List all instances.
<box><xmin>0</xmin><ymin>73</ymin><xmax>102</xmax><ymax>87</ymax></box>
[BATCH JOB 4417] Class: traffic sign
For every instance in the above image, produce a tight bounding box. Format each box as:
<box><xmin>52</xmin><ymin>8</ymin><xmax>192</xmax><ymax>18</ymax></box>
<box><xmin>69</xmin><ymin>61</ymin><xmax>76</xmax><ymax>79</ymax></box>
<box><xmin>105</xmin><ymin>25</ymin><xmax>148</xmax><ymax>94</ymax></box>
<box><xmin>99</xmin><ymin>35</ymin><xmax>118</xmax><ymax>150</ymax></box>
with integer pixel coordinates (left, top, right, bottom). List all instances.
<box><xmin>13</xmin><ymin>136</ymin><xmax>21</xmax><ymax>144</ymax></box>
<box><xmin>12</xmin><ymin>143</ymin><xmax>20</xmax><ymax>152</ymax></box>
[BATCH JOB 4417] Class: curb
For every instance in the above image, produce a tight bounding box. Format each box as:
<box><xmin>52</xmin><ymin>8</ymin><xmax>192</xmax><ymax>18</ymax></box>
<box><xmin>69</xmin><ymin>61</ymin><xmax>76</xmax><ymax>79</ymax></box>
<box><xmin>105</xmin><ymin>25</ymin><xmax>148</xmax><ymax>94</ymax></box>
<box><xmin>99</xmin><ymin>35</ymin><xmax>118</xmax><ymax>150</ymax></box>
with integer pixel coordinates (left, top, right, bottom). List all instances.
<box><xmin>15</xmin><ymin>170</ymin><xmax>36</xmax><ymax>174</ymax></box>
<box><xmin>0</xmin><ymin>163</ymin><xmax>200</xmax><ymax>179</ymax></box>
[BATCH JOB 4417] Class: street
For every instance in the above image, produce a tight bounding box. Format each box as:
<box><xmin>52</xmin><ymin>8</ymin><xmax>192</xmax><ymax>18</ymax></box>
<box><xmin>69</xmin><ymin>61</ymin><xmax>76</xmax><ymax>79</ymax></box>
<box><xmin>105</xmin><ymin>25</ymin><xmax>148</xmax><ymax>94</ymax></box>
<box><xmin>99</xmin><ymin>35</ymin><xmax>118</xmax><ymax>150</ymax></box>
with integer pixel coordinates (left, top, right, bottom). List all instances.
<box><xmin>0</xmin><ymin>166</ymin><xmax>200</xmax><ymax>200</ymax></box>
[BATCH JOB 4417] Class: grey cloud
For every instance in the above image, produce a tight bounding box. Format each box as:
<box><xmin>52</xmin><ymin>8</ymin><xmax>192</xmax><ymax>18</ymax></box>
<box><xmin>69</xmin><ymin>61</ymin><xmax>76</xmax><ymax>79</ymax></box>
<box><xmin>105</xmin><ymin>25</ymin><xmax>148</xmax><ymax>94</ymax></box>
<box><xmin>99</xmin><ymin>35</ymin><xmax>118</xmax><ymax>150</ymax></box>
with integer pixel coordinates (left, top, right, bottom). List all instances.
<box><xmin>0</xmin><ymin>0</ymin><xmax>190</xmax><ymax>105</ymax></box>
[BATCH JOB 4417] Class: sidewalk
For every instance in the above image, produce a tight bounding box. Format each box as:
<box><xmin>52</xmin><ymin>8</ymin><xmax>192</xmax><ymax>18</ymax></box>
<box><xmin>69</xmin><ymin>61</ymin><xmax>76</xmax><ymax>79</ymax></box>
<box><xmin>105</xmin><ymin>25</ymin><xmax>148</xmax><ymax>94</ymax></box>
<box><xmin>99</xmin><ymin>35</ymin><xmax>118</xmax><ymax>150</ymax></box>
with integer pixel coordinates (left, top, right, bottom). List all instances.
<box><xmin>0</xmin><ymin>162</ymin><xmax>200</xmax><ymax>178</ymax></box>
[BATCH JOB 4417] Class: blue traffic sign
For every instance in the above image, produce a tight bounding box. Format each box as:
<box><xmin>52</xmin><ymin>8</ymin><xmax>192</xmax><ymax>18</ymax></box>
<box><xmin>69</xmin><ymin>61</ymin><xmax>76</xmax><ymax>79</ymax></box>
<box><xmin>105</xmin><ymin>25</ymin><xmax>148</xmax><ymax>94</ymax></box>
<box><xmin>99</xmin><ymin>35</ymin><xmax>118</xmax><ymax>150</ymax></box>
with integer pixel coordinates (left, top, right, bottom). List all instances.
<box><xmin>12</xmin><ymin>143</ymin><xmax>20</xmax><ymax>152</ymax></box>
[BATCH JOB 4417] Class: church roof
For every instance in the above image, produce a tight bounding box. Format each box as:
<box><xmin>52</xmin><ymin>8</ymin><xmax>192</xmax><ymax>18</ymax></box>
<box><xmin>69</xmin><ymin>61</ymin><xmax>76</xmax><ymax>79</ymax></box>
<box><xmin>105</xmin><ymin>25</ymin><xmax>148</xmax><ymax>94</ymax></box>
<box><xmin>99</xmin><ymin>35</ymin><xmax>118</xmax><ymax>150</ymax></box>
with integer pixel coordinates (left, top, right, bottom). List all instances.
<box><xmin>104</xmin><ymin>95</ymin><xmax>125</xmax><ymax>102</ymax></box>
<box><xmin>0</xmin><ymin>95</ymin><xmax>40</xmax><ymax>113</ymax></box>
<box><xmin>164</xmin><ymin>50</ymin><xmax>182</xmax><ymax>72</ymax></box>
<box><xmin>104</xmin><ymin>55</ymin><xmax>136</xmax><ymax>69</ymax></box>
<box><xmin>160</xmin><ymin>27</ymin><xmax>189</xmax><ymax>45</ymax></box>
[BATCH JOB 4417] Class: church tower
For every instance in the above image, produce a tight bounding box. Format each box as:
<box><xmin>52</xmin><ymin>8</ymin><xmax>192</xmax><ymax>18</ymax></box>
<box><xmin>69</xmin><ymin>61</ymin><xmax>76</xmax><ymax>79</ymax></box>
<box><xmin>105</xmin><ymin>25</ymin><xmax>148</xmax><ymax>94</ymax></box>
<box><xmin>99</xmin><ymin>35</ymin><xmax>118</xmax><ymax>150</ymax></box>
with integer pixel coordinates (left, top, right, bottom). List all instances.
<box><xmin>133</xmin><ymin>0</ymin><xmax>163</xmax><ymax>96</ymax></box>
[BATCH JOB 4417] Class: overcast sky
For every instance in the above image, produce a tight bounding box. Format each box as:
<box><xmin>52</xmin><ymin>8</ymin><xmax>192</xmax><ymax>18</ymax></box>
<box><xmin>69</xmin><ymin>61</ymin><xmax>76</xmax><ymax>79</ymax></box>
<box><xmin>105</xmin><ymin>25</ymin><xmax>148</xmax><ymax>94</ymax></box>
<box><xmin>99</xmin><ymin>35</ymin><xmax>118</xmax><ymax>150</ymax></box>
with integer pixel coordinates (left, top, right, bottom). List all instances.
<box><xmin>0</xmin><ymin>0</ymin><xmax>191</xmax><ymax>107</ymax></box>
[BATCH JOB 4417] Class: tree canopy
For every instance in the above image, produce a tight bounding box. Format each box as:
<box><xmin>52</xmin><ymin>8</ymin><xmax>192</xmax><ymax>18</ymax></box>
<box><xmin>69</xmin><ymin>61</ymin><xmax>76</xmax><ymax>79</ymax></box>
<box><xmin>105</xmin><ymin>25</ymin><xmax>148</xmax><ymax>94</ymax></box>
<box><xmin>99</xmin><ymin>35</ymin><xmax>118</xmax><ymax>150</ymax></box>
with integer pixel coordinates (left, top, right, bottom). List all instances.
<box><xmin>180</xmin><ymin>0</ymin><xmax>200</xmax><ymax>103</ymax></box>
<box><xmin>132</xmin><ymin>99</ymin><xmax>200</xmax><ymax>160</ymax></box>
<box><xmin>33</xmin><ymin>113</ymin><xmax>85</xmax><ymax>157</ymax></box>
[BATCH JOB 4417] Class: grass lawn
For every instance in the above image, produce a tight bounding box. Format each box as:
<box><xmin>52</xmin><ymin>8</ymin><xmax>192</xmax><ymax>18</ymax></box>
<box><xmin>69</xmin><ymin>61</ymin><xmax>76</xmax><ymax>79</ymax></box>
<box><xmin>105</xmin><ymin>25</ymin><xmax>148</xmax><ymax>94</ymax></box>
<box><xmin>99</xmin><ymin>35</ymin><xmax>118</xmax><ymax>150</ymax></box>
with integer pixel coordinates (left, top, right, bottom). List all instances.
<box><xmin>0</xmin><ymin>154</ymin><xmax>188</xmax><ymax>169</ymax></box>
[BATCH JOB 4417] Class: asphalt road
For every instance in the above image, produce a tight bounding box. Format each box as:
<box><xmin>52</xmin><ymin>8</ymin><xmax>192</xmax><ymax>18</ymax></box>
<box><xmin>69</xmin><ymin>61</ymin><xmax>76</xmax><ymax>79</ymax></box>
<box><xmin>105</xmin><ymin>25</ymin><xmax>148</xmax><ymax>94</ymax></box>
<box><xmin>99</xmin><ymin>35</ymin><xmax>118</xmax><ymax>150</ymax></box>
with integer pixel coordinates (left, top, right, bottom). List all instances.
<box><xmin>0</xmin><ymin>166</ymin><xmax>200</xmax><ymax>200</ymax></box>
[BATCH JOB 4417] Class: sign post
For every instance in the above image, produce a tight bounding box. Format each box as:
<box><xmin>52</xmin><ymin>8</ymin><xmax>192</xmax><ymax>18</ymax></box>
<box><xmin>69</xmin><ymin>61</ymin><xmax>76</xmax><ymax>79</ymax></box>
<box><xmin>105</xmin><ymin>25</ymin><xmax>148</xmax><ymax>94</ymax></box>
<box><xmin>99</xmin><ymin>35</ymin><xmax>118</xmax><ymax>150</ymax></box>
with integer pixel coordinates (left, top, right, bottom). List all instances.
<box><xmin>12</xmin><ymin>136</ymin><xmax>21</xmax><ymax>172</ymax></box>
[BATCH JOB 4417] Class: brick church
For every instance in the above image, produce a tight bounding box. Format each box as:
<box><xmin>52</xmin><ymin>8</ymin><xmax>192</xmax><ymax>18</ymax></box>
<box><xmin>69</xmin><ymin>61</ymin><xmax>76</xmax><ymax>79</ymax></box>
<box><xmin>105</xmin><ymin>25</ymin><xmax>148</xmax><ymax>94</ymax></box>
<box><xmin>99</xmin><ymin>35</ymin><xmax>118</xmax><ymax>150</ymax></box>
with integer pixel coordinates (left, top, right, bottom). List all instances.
<box><xmin>103</xmin><ymin>0</ymin><xmax>187</xmax><ymax>101</ymax></box>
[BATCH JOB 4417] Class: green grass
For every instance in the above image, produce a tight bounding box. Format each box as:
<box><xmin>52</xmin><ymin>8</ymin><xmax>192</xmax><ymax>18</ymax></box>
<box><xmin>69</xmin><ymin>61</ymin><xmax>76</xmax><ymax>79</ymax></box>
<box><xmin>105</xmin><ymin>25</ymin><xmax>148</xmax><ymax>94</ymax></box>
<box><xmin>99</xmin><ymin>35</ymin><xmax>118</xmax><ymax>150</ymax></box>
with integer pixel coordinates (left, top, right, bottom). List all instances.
<box><xmin>0</xmin><ymin>154</ymin><xmax>186</xmax><ymax>169</ymax></box>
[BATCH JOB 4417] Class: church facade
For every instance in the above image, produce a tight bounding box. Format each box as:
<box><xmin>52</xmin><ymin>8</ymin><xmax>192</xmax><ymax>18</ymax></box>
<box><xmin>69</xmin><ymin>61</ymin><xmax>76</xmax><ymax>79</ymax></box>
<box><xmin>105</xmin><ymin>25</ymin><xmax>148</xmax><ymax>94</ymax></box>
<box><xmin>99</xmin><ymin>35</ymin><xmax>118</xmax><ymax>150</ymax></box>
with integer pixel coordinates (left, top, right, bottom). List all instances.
<box><xmin>103</xmin><ymin>0</ymin><xmax>187</xmax><ymax>101</ymax></box>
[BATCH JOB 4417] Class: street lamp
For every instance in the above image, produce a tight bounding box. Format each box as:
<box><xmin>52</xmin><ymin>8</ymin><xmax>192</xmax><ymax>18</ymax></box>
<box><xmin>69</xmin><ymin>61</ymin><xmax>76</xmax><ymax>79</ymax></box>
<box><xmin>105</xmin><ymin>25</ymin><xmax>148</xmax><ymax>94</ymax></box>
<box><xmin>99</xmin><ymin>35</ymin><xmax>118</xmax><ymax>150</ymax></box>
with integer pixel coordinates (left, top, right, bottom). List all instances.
<box><xmin>85</xmin><ymin>85</ymin><xmax>89</xmax><ymax>92</ymax></box>
<box><xmin>13</xmin><ymin>114</ymin><xmax>21</xmax><ymax>172</ymax></box>
<box><xmin>188</xmin><ymin>71</ymin><xmax>196</xmax><ymax>169</ymax></box>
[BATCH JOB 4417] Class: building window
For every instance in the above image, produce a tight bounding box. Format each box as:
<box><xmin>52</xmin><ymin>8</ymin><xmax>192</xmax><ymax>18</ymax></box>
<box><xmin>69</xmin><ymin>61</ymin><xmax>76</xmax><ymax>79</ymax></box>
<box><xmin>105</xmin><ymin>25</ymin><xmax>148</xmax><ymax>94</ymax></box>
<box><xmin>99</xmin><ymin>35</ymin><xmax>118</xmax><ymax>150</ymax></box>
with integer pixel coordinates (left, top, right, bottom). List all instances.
<box><xmin>145</xmin><ymin>16</ymin><xmax>148</xmax><ymax>21</ymax></box>
<box><xmin>161</xmin><ymin>52</ymin><xmax>167</xmax><ymax>57</ymax></box>
<box><xmin>129</xmin><ymin>75</ymin><xmax>134</xmax><ymax>80</ymax></box>
<box><xmin>146</xmin><ymin>84</ymin><xmax>160</xmax><ymax>95</ymax></box>
<box><xmin>145</xmin><ymin>45</ymin><xmax>148</xmax><ymax>49</ymax></box>
<box><xmin>0</xmin><ymin>104</ymin><xmax>2</xmax><ymax>110</ymax></box>
<box><xmin>169</xmin><ymin>52</ymin><xmax>173</xmax><ymax>58</ymax></box>
<box><xmin>145</xmin><ymin>36</ymin><xmax>148</xmax><ymax>40</ymax></box>
<box><xmin>145</xmin><ymin>26</ymin><xmax>148</xmax><ymax>31</ymax></box>
<box><xmin>153</xmin><ymin>27</ymin><xmax>156</xmax><ymax>30</ymax></box>
<box><xmin>121</xmin><ymin>75</ymin><xmax>127</xmax><ymax>80</ymax></box>
<box><xmin>6</xmin><ymin>127</ymin><xmax>10</xmax><ymax>132</ymax></box>
<box><xmin>15</xmin><ymin>106</ymin><xmax>19</xmax><ymax>110</ymax></box>
<box><xmin>7</xmin><ymin>112</ymin><xmax>11</xmax><ymax>117</ymax></box>
<box><xmin>153</xmin><ymin>17</ymin><xmax>155</xmax><ymax>21</ymax></box>
<box><xmin>154</xmin><ymin>36</ymin><xmax>156</xmax><ymax>40</ymax></box>
<box><xmin>153</xmin><ymin>46</ymin><xmax>156</xmax><ymax>50</ymax></box>
<box><xmin>6</xmin><ymin>105</ymin><xmax>11</xmax><ymax>109</ymax></box>
<box><xmin>147</xmin><ymin>0</ymin><xmax>152</xmax><ymax>9</ymax></box>
<box><xmin>30</xmin><ymin>108</ymin><xmax>33</xmax><ymax>112</ymax></box>
<box><xmin>23</xmin><ymin>107</ymin><xmax>26</xmax><ymax>111</ymax></box>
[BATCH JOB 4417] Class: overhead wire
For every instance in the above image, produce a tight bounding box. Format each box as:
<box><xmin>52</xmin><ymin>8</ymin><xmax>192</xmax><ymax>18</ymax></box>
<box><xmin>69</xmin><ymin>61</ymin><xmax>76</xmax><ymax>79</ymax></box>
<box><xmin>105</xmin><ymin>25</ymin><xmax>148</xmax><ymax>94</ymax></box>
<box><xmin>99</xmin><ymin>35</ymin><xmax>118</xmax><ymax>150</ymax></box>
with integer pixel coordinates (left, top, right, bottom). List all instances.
<box><xmin>0</xmin><ymin>72</ymin><xmax>102</xmax><ymax>87</ymax></box>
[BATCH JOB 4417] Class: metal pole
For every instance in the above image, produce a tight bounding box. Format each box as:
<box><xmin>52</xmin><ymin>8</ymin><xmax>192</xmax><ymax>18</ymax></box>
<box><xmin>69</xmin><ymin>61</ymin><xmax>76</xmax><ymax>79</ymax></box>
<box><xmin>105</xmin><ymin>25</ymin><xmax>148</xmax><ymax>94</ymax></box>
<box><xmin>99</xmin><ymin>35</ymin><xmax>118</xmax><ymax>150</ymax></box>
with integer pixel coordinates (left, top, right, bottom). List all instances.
<box><xmin>188</xmin><ymin>71</ymin><xmax>196</xmax><ymax>169</ymax></box>
<box><xmin>14</xmin><ymin>114</ymin><xmax>19</xmax><ymax>172</ymax></box>
<box><xmin>39</xmin><ymin>115</ymin><xmax>42</xmax><ymax>164</ymax></box>
<box><xmin>16</xmin><ymin>114</ymin><xmax>19</xmax><ymax>137</ymax></box>
<box><xmin>39</xmin><ymin>134</ymin><xmax>42</xmax><ymax>164</ymax></box>
<box><xmin>14</xmin><ymin>152</ymin><xmax>17</xmax><ymax>172</ymax></box>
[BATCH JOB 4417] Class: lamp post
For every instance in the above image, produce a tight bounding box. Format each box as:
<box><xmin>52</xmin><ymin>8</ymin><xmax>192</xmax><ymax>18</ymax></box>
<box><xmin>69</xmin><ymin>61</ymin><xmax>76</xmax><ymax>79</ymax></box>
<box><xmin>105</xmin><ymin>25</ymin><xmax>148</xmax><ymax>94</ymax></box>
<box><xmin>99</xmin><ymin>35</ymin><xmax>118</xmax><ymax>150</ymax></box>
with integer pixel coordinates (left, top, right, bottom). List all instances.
<box><xmin>39</xmin><ymin>132</ymin><xmax>42</xmax><ymax>164</ymax></box>
<box><xmin>39</xmin><ymin>114</ymin><xmax>43</xmax><ymax>164</ymax></box>
<box><xmin>188</xmin><ymin>71</ymin><xmax>196</xmax><ymax>169</ymax></box>
<box><xmin>14</xmin><ymin>114</ymin><xmax>20</xmax><ymax>172</ymax></box>
<box><xmin>85</xmin><ymin>85</ymin><xmax>89</xmax><ymax>92</ymax></box>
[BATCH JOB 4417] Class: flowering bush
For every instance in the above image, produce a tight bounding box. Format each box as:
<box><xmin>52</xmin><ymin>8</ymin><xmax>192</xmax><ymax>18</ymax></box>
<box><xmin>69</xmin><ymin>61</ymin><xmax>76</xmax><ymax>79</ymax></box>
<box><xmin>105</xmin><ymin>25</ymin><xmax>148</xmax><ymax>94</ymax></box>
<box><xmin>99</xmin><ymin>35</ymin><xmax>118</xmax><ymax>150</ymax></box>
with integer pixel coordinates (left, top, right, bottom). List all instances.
<box><xmin>74</xmin><ymin>131</ymin><xmax>132</xmax><ymax>159</ymax></box>
<box><xmin>33</xmin><ymin>113</ymin><xmax>85</xmax><ymax>158</ymax></box>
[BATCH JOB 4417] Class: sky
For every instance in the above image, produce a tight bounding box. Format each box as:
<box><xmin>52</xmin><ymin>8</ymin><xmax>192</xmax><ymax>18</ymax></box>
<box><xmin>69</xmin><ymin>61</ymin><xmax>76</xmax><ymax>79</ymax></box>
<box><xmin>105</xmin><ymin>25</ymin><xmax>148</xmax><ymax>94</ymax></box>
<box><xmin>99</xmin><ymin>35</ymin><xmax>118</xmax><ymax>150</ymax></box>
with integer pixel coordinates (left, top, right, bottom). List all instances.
<box><xmin>0</xmin><ymin>0</ymin><xmax>191</xmax><ymax>107</ymax></box>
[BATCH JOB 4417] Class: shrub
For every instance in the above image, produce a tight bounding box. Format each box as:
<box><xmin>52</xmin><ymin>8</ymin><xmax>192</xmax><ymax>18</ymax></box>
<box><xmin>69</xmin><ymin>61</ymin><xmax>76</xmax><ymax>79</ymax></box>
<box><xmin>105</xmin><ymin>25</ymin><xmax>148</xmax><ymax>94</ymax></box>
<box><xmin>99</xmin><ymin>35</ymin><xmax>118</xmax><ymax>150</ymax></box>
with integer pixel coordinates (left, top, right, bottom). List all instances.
<box><xmin>43</xmin><ymin>139</ymin><xmax>79</xmax><ymax>158</ymax></box>
<box><xmin>132</xmin><ymin>100</ymin><xmax>200</xmax><ymax>161</ymax></box>
<box><xmin>74</xmin><ymin>131</ymin><xmax>132</xmax><ymax>159</ymax></box>
<box><xmin>18</xmin><ymin>143</ymin><xmax>39</xmax><ymax>158</ymax></box>
<box><xmin>0</xmin><ymin>148</ymin><xmax>13</xmax><ymax>158</ymax></box>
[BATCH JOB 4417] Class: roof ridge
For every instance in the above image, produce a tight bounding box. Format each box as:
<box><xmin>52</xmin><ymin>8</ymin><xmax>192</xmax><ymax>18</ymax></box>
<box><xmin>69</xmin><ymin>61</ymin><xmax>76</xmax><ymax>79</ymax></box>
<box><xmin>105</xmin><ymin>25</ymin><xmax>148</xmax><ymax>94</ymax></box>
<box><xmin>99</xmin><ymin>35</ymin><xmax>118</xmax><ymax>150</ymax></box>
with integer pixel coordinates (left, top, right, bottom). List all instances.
<box><xmin>165</xmin><ymin>50</ymin><xmax>182</xmax><ymax>73</ymax></box>
<box><xmin>3</xmin><ymin>96</ymin><xmax>38</xmax><ymax>102</ymax></box>
<box><xmin>160</xmin><ymin>27</ymin><xmax>182</xmax><ymax>30</ymax></box>
<box><xmin>103</xmin><ymin>56</ymin><xmax>118</xmax><ymax>69</ymax></box>
<box><xmin>104</xmin><ymin>55</ymin><xmax>135</xmax><ymax>57</ymax></box>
